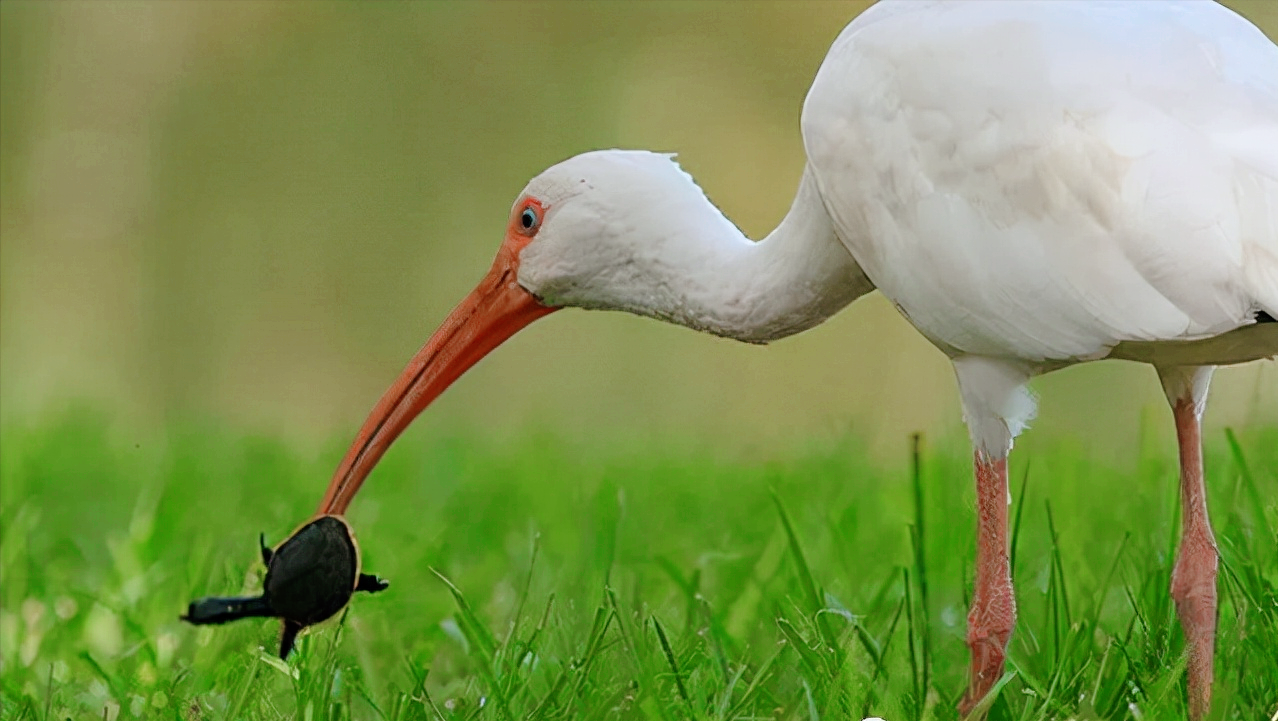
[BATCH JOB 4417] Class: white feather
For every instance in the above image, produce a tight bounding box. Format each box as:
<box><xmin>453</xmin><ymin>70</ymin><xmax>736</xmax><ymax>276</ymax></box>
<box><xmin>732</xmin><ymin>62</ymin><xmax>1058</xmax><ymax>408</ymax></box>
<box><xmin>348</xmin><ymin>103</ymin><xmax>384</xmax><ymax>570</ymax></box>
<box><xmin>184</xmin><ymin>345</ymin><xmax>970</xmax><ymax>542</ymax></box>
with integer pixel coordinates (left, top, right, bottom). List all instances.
<box><xmin>1158</xmin><ymin>365</ymin><xmax>1216</xmax><ymax>420</ymax></box>
<box><xmin>802</xmin><ymin>0</ymin><xmax>1278</xmax><ymax>362</ymax></box>
<box><xmin>953</xmin><ymin>356</ymin><xmax>1038</xmax><ymax>459</ymax></box>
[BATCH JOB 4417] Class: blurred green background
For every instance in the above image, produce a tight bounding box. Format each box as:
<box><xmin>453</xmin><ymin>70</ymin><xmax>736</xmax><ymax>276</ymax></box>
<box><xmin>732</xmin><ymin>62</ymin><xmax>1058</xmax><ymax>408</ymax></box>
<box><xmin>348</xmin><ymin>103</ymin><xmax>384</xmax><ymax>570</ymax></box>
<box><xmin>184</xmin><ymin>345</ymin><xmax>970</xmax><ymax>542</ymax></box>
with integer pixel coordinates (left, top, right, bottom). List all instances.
<box><xmin>2</xmin><ymin>0</ymin><xmax>1275</xmax><ymax>463</ymax></box>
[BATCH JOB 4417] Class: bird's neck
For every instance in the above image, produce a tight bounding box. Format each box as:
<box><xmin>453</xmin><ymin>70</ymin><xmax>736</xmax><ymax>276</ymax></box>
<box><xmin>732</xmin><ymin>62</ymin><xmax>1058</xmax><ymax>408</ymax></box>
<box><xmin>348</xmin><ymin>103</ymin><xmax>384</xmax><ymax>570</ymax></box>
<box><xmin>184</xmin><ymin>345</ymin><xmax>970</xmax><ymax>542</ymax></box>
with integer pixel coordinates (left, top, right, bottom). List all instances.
<box><xmin>632</xmin><ymin>167</ymin><xmax>873</xmax><ymax>344</ymax></box>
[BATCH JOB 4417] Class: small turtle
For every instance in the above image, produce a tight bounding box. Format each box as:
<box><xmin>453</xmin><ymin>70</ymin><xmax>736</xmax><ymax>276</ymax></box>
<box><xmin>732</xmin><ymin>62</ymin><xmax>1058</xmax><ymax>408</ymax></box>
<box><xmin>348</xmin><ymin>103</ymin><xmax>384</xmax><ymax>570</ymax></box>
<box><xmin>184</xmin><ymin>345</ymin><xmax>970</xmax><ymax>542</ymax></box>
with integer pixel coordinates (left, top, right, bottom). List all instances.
<box><xmin>181</xmin><ymin>515</ymin><xmax>388</xmax><ymax>658</ymax></box>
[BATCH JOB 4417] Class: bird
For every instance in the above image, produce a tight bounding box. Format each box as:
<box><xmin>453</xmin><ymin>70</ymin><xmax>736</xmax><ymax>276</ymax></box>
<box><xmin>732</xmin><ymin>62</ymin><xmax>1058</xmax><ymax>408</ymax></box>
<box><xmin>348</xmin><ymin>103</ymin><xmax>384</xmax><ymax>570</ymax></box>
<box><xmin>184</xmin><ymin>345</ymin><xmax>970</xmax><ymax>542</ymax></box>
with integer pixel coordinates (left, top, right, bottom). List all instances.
<box><xmin>312</xmin><ymin>1</ymin><xmax>1277</xmax><ymax>717</ymax></box>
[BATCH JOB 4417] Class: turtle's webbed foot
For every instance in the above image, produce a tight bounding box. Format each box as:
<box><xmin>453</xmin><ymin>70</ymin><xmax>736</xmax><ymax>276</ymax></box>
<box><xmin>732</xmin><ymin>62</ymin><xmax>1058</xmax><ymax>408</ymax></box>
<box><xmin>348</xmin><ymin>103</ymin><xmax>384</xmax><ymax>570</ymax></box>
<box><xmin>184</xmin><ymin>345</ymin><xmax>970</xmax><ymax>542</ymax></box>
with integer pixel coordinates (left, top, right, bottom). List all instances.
<box><xmin>356</xmin><ymin>573</ymin><xmax>389</xmax><ymax>594</ymax></box>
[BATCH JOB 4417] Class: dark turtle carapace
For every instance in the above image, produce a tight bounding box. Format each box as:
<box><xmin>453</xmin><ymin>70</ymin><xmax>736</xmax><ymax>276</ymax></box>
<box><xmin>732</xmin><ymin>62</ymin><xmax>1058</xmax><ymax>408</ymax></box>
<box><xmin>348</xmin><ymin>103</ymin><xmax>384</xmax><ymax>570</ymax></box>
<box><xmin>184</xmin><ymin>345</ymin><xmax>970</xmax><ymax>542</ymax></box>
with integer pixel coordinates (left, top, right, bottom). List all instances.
<box><xmin>181</xmin><ymin>515</ymin><xmax>388</xmax><ymax>658</ymax></box>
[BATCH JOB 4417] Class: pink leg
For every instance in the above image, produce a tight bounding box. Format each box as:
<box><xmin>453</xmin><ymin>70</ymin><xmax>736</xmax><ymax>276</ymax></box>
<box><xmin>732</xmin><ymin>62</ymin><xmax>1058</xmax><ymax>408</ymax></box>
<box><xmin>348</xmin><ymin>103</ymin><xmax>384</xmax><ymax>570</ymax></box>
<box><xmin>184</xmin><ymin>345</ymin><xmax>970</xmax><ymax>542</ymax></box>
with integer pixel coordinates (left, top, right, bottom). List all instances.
<box><xmin>1170</xmin><ymin>397</ymin><xmax>1217</xmax><ymax>720</ymax></box>
<box><xmin>959</xmin><ymin>452</ymin><xmax>1017</xmax><ymax>716</ymax></box>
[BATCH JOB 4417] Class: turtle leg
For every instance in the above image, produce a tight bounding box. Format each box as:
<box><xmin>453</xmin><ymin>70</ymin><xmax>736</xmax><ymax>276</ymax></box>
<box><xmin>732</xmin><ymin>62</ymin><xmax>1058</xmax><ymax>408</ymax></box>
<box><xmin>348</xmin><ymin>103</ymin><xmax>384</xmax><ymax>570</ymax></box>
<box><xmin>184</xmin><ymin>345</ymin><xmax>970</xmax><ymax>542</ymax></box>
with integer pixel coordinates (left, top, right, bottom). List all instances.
<box><xmin>356</xmin><ymin>573</ymin><xmax>389</xmax><ymax>593</ymax></box>
<box><xmin>181</xmin><ymin>595</ymin><xmax>273</xmax><ymax>625</ymax></box>
<box><xmin>259</xmin><ymin>533</ymin><xmax>273</xmax><ymax>565</ymax></box>
<box><xmin>279</xmin><ymin>619</ymin><xmax>305</xmax><ymax>659</ymax></box>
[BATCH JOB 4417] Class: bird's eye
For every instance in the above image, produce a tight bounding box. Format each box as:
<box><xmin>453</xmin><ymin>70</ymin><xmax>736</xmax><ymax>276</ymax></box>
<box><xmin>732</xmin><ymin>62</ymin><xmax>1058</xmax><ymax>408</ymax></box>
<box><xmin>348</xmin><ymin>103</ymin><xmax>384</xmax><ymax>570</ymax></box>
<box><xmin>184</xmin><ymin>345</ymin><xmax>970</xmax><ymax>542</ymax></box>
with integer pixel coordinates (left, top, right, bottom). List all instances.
<box><xmin>520</xmin><ymin>207</ymin><xmax>539</xmax><ymax>231</ymax></box>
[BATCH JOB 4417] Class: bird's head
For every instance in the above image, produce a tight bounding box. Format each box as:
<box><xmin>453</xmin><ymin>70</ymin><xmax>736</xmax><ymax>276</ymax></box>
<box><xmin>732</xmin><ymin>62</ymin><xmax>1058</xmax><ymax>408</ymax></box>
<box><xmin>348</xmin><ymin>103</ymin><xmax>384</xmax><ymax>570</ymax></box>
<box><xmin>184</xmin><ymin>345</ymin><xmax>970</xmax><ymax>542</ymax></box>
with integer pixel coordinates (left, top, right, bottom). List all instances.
<box><xmin>317</xmin><ymin>149</ymin><xmax>721</xmax><ymax>514</ymax></box>
<box><xmin>514</xmin><ymin>149</ymin><xmax>729</xmax><ymax>310</ymax></box>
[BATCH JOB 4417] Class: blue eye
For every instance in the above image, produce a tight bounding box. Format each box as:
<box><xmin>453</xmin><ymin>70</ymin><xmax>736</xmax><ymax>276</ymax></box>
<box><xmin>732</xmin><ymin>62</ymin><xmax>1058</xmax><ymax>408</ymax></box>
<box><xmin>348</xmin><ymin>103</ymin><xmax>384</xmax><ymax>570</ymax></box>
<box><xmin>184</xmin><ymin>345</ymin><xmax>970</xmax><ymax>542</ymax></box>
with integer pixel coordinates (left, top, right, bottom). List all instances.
<box><xmin>520</xmin><ymin>207</ymin><xmax>539</xmax><ymax>231</ymax></box>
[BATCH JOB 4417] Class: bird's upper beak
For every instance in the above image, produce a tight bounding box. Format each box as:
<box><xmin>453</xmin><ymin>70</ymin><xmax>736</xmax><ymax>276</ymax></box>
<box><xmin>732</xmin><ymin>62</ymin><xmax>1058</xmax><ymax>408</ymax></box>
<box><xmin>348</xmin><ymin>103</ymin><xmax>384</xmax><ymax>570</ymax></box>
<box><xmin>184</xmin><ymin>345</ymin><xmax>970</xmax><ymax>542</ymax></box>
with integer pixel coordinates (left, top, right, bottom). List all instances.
<box><xmin>317</xmin><ymin>232</ymin><xmax>556</xmax><ymax>515</ymax></box>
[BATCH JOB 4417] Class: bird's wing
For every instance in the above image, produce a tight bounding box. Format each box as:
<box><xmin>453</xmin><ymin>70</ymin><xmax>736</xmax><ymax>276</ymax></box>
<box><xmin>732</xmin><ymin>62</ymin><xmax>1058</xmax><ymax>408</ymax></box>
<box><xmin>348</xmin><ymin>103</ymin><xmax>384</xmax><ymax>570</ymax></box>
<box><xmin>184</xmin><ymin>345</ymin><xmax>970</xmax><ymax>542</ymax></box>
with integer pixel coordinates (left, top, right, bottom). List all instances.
<box><xmin>802</xmin><ymin>0</ymin><xmax>1278</xmax><ymax>362</ymax></box>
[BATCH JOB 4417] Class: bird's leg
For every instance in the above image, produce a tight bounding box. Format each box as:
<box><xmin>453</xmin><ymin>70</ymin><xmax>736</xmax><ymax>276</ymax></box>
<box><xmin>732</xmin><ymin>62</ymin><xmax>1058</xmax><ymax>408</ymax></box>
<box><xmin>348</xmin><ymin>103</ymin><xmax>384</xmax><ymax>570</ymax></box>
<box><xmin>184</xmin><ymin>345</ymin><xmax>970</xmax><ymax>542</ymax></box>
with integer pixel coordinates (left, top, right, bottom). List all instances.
<box><xmin>1170</xmin><ymin>391</ymin><xmax>1218</xmax><ymax>720</ymax></box>
<box><xmin>959</xmin><ymin>450</ymin><xmax>1016</xmax><ymax>717</ymax></box>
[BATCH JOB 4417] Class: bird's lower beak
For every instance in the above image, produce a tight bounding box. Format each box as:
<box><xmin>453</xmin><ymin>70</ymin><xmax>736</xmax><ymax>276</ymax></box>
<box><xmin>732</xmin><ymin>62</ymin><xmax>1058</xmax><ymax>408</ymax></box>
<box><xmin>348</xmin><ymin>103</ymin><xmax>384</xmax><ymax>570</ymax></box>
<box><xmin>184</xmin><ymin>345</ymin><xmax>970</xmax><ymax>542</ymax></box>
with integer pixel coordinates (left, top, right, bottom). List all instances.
<box><xmin>317</xmin><ymin>237</ymin><xmax>556</xmax><ymax>515</ymax></box>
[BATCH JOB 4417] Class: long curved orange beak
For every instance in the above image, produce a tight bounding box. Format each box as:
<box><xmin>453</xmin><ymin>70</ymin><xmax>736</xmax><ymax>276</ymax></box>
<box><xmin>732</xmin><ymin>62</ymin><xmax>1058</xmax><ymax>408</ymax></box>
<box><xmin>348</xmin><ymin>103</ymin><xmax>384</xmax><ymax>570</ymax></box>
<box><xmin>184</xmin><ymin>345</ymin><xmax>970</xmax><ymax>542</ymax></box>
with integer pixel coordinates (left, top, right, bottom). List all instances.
<box><xmin>317</xmin><ymin>232</ymin><xmax>556</xmax><ymax>515</ymax></box>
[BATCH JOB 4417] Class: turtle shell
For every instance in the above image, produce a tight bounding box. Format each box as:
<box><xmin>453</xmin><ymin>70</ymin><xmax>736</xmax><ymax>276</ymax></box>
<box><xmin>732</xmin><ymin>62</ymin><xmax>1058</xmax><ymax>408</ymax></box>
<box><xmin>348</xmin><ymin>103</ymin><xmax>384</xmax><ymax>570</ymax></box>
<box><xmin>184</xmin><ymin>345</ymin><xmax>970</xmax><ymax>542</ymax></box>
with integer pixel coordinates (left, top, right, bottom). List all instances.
<box><xmin>263</xmin><ymin>516</ymin><xmax>358</xmax><ymax>625</ymax></box>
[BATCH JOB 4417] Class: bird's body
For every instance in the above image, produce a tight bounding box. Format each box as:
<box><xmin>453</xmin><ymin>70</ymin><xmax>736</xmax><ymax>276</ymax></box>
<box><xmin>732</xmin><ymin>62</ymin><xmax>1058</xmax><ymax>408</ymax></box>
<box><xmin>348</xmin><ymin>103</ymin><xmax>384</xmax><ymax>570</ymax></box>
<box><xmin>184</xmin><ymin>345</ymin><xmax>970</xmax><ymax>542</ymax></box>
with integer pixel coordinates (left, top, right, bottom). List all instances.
<box><xmin>315</xmin><ymin>1</ymin><xmax>1277</xmax><ymax>717</ymax></box>
<box><xmin>798</xmin><ymin>0</ymin><xmax>1278</xmax><ymax>452</ymax></box>
<box><xmin>811</xmin><ymin>0</ymin><xmax>1277</xmax><ymax>358</ymax></box>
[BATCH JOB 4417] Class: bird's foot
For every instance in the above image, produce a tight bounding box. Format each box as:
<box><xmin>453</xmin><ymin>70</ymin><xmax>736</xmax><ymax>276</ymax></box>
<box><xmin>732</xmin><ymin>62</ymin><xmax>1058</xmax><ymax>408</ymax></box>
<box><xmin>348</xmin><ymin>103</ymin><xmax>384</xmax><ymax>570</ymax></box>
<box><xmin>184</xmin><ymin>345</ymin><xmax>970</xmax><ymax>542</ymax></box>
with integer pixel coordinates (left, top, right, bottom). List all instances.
<box><xmin>1172</xmin><ymin>527</ymin><xmax>1218</xmax><ymax>720</ymax></box>
<box><xmin>959</xmin><ymin>636</ymin><xmax>1008</xmax><ymax>718</ymax></box>
<box><xmin>960</xmin><ymin>587</ymin><xmax>1015</xmax><ymax>718</ymax></box>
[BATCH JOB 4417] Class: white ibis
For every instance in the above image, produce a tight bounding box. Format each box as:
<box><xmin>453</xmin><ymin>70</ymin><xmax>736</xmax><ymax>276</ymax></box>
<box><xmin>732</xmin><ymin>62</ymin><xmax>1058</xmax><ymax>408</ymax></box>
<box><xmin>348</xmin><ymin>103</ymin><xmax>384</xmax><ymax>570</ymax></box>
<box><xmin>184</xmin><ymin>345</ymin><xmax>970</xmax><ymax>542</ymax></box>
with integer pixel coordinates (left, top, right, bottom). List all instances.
<box><xmin>315</xmin><ymin>1</ymin><xmax>1277</xmax><ymax>716</ymax></box>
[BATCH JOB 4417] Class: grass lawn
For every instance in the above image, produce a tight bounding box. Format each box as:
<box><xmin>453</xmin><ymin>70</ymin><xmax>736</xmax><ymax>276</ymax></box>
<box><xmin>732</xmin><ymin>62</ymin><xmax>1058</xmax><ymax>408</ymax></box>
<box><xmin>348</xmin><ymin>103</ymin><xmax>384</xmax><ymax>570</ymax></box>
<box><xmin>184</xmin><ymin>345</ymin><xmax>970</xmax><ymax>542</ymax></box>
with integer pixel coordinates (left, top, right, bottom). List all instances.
<box><xmin>1</xmin><ymin>411</ymin><xmax>1275</xmax><ymax>721</ymax></box>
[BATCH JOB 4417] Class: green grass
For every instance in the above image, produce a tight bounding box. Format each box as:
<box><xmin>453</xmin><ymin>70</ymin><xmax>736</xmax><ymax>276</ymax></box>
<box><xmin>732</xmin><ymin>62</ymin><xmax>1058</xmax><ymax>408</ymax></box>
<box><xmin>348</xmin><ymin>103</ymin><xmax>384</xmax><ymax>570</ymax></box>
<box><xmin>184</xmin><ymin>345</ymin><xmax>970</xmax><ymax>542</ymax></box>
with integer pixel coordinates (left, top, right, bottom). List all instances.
<box><xmin>1</xmin><ymin>410</ymin><xmax>1276</xmax><ymax>721</ymax></box>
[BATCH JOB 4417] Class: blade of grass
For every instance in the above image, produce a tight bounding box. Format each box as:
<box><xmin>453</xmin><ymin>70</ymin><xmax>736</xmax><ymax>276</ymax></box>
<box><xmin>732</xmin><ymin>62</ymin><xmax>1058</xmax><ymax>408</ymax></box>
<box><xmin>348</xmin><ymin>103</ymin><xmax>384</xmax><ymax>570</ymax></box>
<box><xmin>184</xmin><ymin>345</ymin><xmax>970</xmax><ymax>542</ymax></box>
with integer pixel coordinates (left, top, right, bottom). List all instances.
<box><xmin>960</xmin><ymin>670</ymin><xmax>1016</xmax><ymax>721</ymax></box>
<box><xmin>430</xmin><ymin>568</ymin><xmax>498</xmax><ymax>660</ymax></box>
<box><xmin>857</xmin><ymin>594</ymin><xmax>905</xmax><ymax>721</ymax></box>
<box><xmin>652</xmin><ymin>615</ymin><xmax>693</xmax><ymax>717</ymax></box>
<box><xmin>714</xmin><ymin>662</ymin><xmax>749</xmax><ymax>721</ymax></box>
<box><xmin>1224</xmin><ymin>428</ymin><xmax>1273</xmax><ymax>542</ymax></box>
<box><xmin>429</xmin><ymin>569</ymin><xmax>510</xmax><ymax>718</ymax></box>
<box><xmin>771</xmin><ymin>490</ymin><xmax>838</xmax><ymax>660</ymax></box>
<box><xmin>1009</xmin><ymin>462</ymin><xmax>1031</xmax><ymax>580</ymax></box>
<box><xmin>725</xmin><ymin>643</ymin><xmax>784</xmax><ymax>720</ymax></box>
<box><xmin>227</xmin><ymin>650</ymin><xmax>264</xmax><ymax>720</ymax></box>
<box><xmin>523</xmin><ymin>592</ymin><xmax>556</xmax><ymax>654</ymax></box>
<box><xmin>527</xmin><ymin>662</ymin><xmax>572</xmax><ymax>721</ymax></box>
<box><xmin>42</xmin><ymin>663</ymin><xmax>53</xmax><ymax>721</ymax></box>
<box><xmin>697</xmin><ymin>595</ymin><xmax>731</xmax><ymax>682</ymax></box>
<box><xmin>77</xmin><ymin>652</ymin><xmax>125</xmax><ymax>710</ymax></box>
<box><xmin>1088</xmin><ymin>533</ymin><xmax>1129</xmax><ymax>631</ymax></box>
<box><xmin>503</xmin><ymin>531</ymin><xmax>541</xmax><ymax>654</ymax></box>
<box><xmin>1085</xmin><ymin>639</ymin><xmax>1113</xmax><ymax>718</ymax></box>
<box><xmin>908</xmin><ymin>432</ymin><xmax>932</xmax><ymax>707</ymax></box>
<box><xmin>566</xmin><ymin>604</ymin><xmax>614</xmax><ymax>710</ymax></box>
<box><xmin>802</xmin><ymin>678</ymin><xmax>820</xmax><ymax>721</ymax></box>
<box><xmin>776</xmin><ymin>617</ymin><xmax>824</xmax><ymax>679</ymax></box>
<box><xmin>685</xmin><ymin>569</ymin><xmax>703</xmax><ymax>636</ymax></box>
<box><xmin>1044</xmin><ymin>500</ymin><xmax>1072</xmax><ymax>664</ymax></box>
<box><xmin>902</xmin><ymin>567</ymin><xmax>922</xmax><ymax>721</ymax></box>
<box><xmin>654</xmin><ymin>556</ymin><xmax>696</xmax><ymax>598</ymax></box>
<box><xmin>606</xmin><ymin>587</ymin><xmax>647</xmax><ymax>680</ymax></box>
